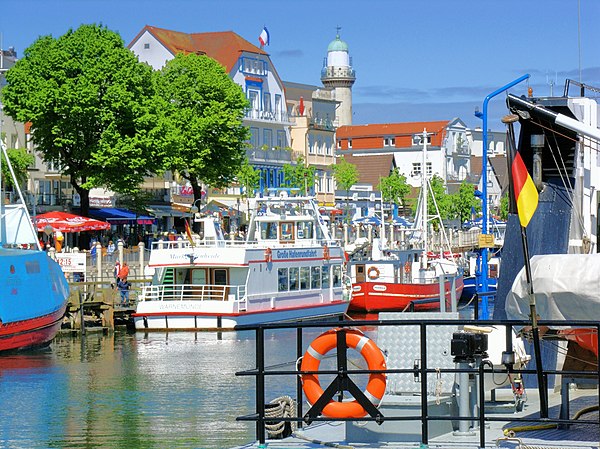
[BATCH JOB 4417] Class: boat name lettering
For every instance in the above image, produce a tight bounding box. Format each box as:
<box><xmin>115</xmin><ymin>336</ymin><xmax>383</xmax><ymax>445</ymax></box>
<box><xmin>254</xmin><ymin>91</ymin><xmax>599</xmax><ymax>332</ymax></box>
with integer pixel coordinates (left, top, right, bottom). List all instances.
<box><xmin>169</xmin><ymin>251</ymin><xmax>220</xmax><ymax>261</ymax></box>
<box><xmin>276</xmin><ymin>249</ymin><xmax>318</xmax><ymax>259</ymax></box>
<box><xmin>158</xmin><ymin>302</ymin><xmax>196</xmax><ymax>311</ymax></box>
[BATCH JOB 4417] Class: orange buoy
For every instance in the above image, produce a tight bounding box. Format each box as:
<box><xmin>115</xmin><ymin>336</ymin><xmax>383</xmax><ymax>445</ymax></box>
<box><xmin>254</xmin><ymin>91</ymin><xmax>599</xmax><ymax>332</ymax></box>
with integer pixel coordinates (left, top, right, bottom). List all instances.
<box><xmin>264</xmin><ymin>247</ymin><xmax>272</xmax><ymax>263</ymax></box>
<box><xmin>300</xmin><ymin>328</ymin><xmax>387</xmax><ymax>418</ymax></box>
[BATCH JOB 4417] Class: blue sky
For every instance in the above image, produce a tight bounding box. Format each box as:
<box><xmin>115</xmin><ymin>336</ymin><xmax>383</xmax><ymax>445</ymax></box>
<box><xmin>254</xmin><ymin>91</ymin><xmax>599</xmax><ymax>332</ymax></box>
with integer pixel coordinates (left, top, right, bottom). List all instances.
<box><xmin>2</xmin><ymin>0</ymin><xmax>599</xmax><ymax>129</ymax></box>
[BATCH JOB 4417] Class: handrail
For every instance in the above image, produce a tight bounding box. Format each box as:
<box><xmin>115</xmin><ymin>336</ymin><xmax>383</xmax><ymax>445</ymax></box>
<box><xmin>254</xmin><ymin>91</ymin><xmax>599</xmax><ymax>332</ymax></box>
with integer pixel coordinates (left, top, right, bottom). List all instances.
<box><xmin>235</xmin><ymin>318</ymin><xmax>600</xmax><ymax>447</ymax></box>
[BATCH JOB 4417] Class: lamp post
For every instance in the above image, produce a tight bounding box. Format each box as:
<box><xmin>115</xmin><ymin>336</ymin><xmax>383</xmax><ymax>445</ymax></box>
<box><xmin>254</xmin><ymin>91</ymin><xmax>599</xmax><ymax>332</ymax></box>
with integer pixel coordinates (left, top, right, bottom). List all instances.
<box><xmin>189</xmin><ymin>198</ymin><xmax>203</xmax><ymax>232</ymax></box>
<box><xmin>474</xmin><ymin>74</ymin><xmax>530</xmax><ymax>319</ymax></box>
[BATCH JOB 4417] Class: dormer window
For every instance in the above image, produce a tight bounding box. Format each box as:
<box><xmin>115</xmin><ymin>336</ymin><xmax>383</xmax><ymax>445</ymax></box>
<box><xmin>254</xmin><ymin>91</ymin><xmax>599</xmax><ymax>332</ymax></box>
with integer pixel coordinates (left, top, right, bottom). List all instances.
<box><xmin>383</xmin><ymin>137</ymin><xmax>395</xmax><ymax>147</ymax></box>
<box><xmin>348</xmin><ymin>139</ymin><xmax>352</xmax><ymax>149</ymax></box>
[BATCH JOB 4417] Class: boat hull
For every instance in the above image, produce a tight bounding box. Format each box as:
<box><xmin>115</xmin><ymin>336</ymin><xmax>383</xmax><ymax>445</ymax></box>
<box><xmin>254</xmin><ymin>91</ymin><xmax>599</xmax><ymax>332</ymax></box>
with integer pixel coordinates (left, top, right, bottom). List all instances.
<box><xmin>349</xmin><ymin>277</ymin><xmax>464</xmax><ymax>313</ymax></box>
<box><xmin>132</xmin><ymin>300</ymin><xmax>348</xmax><ymax>330</ymax></box>
<box><xmin>460</xmin><ymin>276</ymin><xmax>497</xmax><ymax>301</ymax></box>
<box><xmin>0</xmin><ymin>305</ymin><xmax>67</xmax><ymax>352</ymax></box>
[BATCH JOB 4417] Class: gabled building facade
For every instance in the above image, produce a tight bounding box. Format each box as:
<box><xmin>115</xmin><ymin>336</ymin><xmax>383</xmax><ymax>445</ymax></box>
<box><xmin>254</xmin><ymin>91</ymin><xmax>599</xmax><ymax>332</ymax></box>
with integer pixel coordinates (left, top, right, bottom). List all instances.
<box><xmin>129</xmin><ymin>25</ymin><xmax>293</xmax><ymax>195</ymax></box>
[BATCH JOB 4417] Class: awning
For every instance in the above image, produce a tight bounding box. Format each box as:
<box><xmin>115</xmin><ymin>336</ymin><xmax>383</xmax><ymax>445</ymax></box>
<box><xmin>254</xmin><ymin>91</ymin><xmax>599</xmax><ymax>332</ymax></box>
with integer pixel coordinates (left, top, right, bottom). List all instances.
<box><xmin>146</xmin><ymin>205</ymin><xmax>190</xmax><ymax>218</ymax></box>
<box><xmin>88</xmin><ymin>208</ymin><xmax>155</xmax><ymax>225</ymax></box>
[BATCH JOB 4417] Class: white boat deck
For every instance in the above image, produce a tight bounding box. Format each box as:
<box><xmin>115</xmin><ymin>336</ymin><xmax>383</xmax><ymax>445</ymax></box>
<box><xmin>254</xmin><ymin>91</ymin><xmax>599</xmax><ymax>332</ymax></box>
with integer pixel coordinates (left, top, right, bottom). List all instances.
<box><xmin>232</xmin><ymin>387</ymin><xmax>599</xmax><ymax>449</ymax></box>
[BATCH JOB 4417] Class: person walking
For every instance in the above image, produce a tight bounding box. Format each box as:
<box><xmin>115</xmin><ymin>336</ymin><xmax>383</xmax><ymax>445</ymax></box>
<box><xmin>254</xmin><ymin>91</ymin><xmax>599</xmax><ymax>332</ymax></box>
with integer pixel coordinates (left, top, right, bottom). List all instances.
<box><xmin>117</xmin><ymin>277</ymin><xmax>130</xmax><ymax>305</ymax></box>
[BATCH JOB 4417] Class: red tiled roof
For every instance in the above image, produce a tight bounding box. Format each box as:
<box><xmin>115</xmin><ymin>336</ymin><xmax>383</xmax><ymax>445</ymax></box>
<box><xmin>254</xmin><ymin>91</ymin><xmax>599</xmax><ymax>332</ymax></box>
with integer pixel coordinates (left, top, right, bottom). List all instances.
<box><xmin>132</xmin><ymin>25</ymin><xmax>268</xmax><ymax>73</ymax></box>
<box><xmin>337</xmin><ymin>121</ymin><xmax>450</xmax><ymax>148</ymax></box>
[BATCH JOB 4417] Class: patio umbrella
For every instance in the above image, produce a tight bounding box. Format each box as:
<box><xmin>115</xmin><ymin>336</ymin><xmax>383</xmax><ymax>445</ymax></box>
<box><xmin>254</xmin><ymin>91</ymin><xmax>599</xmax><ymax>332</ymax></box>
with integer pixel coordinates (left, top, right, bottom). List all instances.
<box><xmin>353</xmin><ymin>215</ymin><xmax>382</xmax><ymax>226</ymax></box>
<box><xmin>391</xmin><ymin>216</ymin><xmax>413</xmax><ymax>227</ymax></box>
<box><xmin>34</xmin><ymin>211</ymin><xmax>111</xmax><ymax>233</ymax></box>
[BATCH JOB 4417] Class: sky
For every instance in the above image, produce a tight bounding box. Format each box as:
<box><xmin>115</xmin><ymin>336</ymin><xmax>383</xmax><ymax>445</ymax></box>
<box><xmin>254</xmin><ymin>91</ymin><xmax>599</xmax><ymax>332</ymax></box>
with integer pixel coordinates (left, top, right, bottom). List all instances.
<box><xmin>2</xmin><ymin>0</ymin><xmax>599</xmax><ymax>130</ymax></box>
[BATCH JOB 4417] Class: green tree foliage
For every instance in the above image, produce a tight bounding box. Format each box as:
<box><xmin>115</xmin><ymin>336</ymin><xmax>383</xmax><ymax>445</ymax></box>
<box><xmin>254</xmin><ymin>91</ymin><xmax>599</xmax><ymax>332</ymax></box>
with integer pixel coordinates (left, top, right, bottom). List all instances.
<box><xmin>450</xmin><ymin>180</ymin><xmax>480</xmax><ymax>223</ymax></box>
<box><xmin>378</xmin><ymin>168</ymin><xmax>410</xmax><ymax>208</ymax></box>
<box><xmin>1</xmin><ymin>24</ymin><xmax>162</xmax><ymax>217</ymax></box>
<box><xmin>331</xmin><ymin>156</ymin><xmax>359</xmax><ymax>221</ymax></box>
<box><xmin>1</xmin><ymin>147</ymin><xmax>34</xmax><ymax>189</ymax></box>
<box><xmin>154</xmin><ymin>53</ymin><xmax>250</xmax><ymax>203</ymax></box>
<box><xmin>282</xmin><ymin>155</ymin><xmax>315</xmax><ymax>195</ymax></box>
<box><xmin>499</xmin><ymin>192</ymin><xmax>509</xmax><ymax>220</ymax></box>
<box><xmin>237</xmin><ymin>158</ymin><xmax>260</xmax><ymax>197</ymax></box>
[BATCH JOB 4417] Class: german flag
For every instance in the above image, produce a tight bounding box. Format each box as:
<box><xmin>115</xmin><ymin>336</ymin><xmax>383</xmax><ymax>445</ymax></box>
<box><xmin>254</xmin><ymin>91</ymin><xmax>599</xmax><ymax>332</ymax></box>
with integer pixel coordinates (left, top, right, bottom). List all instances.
<box><xmin>185</xmin><ymin>219</ymin><xmax>195</xmax><ymax>246</ymax></box>
<box><xmin>512</xmin><ymin>150</ymin><xmax>538</xmax><ymax>227</ymax></box>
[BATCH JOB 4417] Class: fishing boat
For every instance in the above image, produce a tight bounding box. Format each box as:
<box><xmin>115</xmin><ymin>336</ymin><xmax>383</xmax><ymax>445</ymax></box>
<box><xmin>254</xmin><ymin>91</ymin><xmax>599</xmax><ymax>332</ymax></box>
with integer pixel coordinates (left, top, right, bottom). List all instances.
<box><xmin>348</xmin><ymin>130</ymin><xmax>463</xmax><ymax>313</ymax></box>
<box><xmin>501</xmin><ymin>80</ymin><xmax>600</xmax><ymax>357</ymax></box>
<box><xmin>0</xmin><ymin>133</ymin><xmax>69</xmax><ymax>352</ymax></box>
<box><xmin>133</xmin><ymin>193</ymin><xmax>350</xmax><ymax>330</ymax></box>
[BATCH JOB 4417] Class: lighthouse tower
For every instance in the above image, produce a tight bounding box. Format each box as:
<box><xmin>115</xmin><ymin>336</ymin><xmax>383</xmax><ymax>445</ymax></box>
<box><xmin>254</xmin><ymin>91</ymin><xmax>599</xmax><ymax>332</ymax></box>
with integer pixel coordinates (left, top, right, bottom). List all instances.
<box><xmin>321</xmin><ymin>28</ymin><xmax>355</xmax><ymax>127</ymax></box>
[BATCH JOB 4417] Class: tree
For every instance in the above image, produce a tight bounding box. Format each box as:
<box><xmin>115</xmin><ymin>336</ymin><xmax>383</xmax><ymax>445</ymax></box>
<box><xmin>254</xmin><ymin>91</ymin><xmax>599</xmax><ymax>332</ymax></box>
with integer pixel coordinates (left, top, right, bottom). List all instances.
<box><xmin>450</xmin><ymin>180</ymin><xmax>480</xmax><ymax>223</ymax></box>
<box><xmin>331</xmin><ymin>156</ymin><xmax>359</xmax><ymax>221</ymax></box>
<box><xmin>2</xmin><ymin>24</ymin><xmax>162</xmax><ymax>218</ymax></box>
<box><xmin>1</xmin><ymin>147</ymin><xmax>34</xmax><ymax>189</ymax></box>
<box><xmin>237</xmin><ymin>158</ymin><xmax>260</xmax><ymax>219</ymax></box>
<box><xmin>282</xmin><ymin>155</ymin><xmax>315</xmax><ymax>195</ymax></box>
<box><xmin>378</xmin><ymin>168</ymin><xmax>410</xmax><ymax>215</ymax></box>
<box><xmin>499</xmin><ymin>191</ymin><xmax>509</xmax><ymax>220</ymax></box>
<box><xmin>154</xmin><ymin>53</ymin><xmax>250</xmax><ymax>205</ymax></box>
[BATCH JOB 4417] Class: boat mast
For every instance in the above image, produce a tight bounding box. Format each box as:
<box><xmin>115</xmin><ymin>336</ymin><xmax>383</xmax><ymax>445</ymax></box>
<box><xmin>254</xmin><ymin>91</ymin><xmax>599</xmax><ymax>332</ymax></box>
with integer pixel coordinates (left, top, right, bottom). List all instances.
<box><xmin>421</xmin><ymin>129</ymin><xmax>428</xmax><ymax>268</ymax></box>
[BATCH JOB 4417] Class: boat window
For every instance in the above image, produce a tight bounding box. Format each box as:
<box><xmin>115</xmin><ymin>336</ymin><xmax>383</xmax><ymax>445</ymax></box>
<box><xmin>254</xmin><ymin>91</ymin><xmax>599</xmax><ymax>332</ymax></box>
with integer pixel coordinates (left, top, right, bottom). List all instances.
<box><xmin>300</xmin><ymin>266</ymin><xmax>310</xmax><ymax>290</ymax></box>
<box><xmin>322</xmin><ymin>265</ymin><xmax>330</xmax><ymax>288</ymax></box>
<box><xmin>280</xmin><ymin>222</ymin><xmax>295</xmax><ymax>243</ymax></box>
<box><xmin>260</xmin><ymin>222</ymin><xmax>278</xmax><ymax>240</ymax></box>
<box><xmin>297</xmin><ymin>222</ymin><xmax>313</xmax><ymax>239</ymax></box>
<box><xmin>332</xmin><ymin>265</ymin><xmax>342</xmax><ymax>288</ymax></box>
<box><xmin>212</xmin><ymin>269</ymin><xmax>228</xmax><ymax>285</ymax></box>
<box><xmin>311</xmin><ymin>266</ymin><xmax>321</xmax><ymax>289</ymax></box>
<box><xmin>190</xmin><ymin>268</ymin><xmax>207</xmax><ymax>284</ymax></box>
<box><xmin>289</xmin><ymin>267</ymin><xmax>299</xmax><ymax>291</ymax></box>
<box><xmin>278</xmin><ymin>268</ymin><xmax>289</xmax><ymax>291</ymax></box>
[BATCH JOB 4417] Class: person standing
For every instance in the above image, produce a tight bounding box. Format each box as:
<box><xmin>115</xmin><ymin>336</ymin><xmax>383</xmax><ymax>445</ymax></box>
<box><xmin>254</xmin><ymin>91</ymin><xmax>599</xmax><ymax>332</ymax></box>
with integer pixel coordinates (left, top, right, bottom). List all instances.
<box><xmin>106</xmin><ymin>240</ymin><xmax>115</xmax><ymax>261</ymax></box>
<box><xmin>118</xmin><ymin>261</ymin><xmax>129</xmax><ymax>280</ymax></box>
<box><xmin>117</xmin><ymin>277</ymin><xmax>130</xmax><ymax>305</ymax></box>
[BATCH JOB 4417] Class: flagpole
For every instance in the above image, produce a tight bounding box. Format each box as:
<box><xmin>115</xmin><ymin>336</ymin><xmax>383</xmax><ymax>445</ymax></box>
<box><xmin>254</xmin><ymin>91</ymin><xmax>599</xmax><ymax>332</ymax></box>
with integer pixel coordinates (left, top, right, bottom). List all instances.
<box><xmin>503</xmin><ymin>113</ymin><xmax>548</xmax><ymax>418</ymax></box>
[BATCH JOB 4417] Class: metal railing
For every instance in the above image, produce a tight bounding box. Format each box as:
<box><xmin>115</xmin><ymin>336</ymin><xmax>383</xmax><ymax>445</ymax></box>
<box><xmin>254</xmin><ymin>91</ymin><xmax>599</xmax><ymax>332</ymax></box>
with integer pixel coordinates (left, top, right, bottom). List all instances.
<box><xmin>236</xmin><ymin>317</ymin><xmax>600</xmax><ymax>448</ymax></box>
<box><xmin>140</xmin><ymin>283</ymin><xmax>246</xmax><ymax>303</ymax></box>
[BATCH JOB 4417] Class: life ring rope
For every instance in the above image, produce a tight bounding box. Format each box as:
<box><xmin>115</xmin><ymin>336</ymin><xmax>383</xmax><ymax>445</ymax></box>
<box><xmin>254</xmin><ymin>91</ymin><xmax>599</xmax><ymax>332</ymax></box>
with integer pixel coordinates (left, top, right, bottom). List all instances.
<box><xmin>367</xmin><ymin>266</ymin><xmax>380</xmax><ymax>280</ymax></box>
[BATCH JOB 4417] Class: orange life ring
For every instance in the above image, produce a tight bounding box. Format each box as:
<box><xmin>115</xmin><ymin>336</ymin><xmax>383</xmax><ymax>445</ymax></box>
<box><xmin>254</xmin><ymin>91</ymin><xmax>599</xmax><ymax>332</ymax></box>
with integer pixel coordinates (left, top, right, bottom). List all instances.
<box><xmin>264</xmin><ymin>247</ymin><xmax>272</xmax><ymax>263</ymax></box>
<box><xmin>323</xmin><ymin>245</ymin><xmax>330</xmax><ymax>261</ymax></box>
<box><xmin>300</xmin><ymin>328</ymin><xmax>387</xmax><ymax>418</ymax></box>
<box><xmin>404</xmin><ymin>261</ymin><xmax>411</xmax><ymax>274</ymax></box>
<box><xmin>367</xmin><ymin>266</ymin><xmax>380</xmax><ymax>280</ymax></box>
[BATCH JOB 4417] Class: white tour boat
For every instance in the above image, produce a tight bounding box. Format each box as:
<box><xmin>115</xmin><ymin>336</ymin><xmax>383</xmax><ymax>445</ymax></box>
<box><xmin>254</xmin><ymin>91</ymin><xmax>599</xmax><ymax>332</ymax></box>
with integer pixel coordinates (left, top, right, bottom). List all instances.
<box><xmin>133</xmin><ymin>194</ymin><xmax>350</xmax><ymax>330</ymax></box>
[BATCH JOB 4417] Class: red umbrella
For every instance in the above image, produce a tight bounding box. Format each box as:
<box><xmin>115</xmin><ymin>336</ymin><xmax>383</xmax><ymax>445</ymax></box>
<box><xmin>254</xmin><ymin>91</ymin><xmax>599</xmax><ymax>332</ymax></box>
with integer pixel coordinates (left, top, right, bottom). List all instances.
<box><xmin>299</xmin><ymin>96</ymin><xmax>305</xmax><ymax>116</ymax></box>
<box><xmin>34</xmin><ymin>211</ymin><xmax>111</xmax><ymax>233</ymax></box>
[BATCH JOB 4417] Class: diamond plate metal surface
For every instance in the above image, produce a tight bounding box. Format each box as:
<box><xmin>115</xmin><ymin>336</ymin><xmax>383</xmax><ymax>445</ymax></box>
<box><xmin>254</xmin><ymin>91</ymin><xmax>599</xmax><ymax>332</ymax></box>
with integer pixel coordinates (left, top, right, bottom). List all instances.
<box><xmin>377</xmin><ymin>312</ymin><xmax>459</xmax><ymax>395</ymax></box>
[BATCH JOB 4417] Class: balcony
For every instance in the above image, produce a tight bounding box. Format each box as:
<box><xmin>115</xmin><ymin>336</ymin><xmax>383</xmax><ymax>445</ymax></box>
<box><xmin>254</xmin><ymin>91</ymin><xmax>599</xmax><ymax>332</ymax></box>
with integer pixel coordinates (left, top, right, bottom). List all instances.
<box><xmin>244</xmin><ymin>108</ymin><xmax>290</xmax><ymax>124</ymax></box>
<box><xmin>246</xmin><ymin>148</ymin><xmax>293</xmax><ymax>164</ymax></box>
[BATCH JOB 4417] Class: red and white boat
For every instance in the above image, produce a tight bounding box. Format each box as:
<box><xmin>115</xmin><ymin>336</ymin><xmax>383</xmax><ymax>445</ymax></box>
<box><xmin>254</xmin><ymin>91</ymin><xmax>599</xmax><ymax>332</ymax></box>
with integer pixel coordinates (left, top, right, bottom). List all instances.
<box><xmin>349</xmin><ymin>248</ymin><xmax>463</xmax><ymax>312</ymax></box>
<box><xmin>133</xmin><ymin>194</ymin><xmax>350</xmax><ymax>330</ymax></box>
<box><xmin>348</xmin><ymin>129</ymin><xmax>463</xmax><ymax>313</ymax></box>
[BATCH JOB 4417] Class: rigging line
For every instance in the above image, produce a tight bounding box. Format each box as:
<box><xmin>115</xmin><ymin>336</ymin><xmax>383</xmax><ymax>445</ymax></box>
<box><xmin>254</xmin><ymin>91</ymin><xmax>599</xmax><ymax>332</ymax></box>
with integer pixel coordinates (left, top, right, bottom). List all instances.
<box><xmin>529</xmin><ymin>119</ymin><xmax>589</xmax><ymax>240</ymax></box>
<box><xmin>543</xmin><ymin>339</ymin><xmax>598</xmax><ymax>368</ymax></box>
<box><xmin>425</xmin><ymin>177</ymin><xmax>453</xmax><ymax>254</ymax></box>
<box><xmin>528</xmin><ymin>118</ymin><xmax>600</xmax><ymax>153</ymax></box>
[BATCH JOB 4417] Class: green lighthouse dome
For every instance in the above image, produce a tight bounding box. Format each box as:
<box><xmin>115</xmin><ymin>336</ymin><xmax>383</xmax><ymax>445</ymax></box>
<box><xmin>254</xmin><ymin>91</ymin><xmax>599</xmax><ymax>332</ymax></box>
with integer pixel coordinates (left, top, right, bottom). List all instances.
<box><xmin>327</xmin><ymin>34</ymin><xmax>349</xmax><ymax>52</ymax></box>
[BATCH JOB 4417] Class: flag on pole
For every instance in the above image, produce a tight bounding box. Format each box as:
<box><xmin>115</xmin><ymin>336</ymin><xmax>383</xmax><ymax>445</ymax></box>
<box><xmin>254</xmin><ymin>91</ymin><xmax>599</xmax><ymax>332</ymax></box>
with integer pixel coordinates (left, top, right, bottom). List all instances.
<box><xmin>512</xmin><ymin>149</ymin><xmax>538</xmax><ymax>227</ymax></box>
<box><xmin>258</xmin><ymin>27</ymin><xmax>270</xmax><ymax>47</ymax></box>
<box><xmin>185</xmin><ymin>219</ymin><xmax>195</xmax><ymax>246</ymax></box>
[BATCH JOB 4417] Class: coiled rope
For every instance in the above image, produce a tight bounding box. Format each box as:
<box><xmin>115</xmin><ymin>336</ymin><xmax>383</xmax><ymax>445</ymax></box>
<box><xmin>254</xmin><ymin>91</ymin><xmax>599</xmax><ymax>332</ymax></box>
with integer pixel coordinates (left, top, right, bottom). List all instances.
<box><xmin>264</xmin><ymin>395</ymin><xmax>297</xmax><ymax>439</ymax></box>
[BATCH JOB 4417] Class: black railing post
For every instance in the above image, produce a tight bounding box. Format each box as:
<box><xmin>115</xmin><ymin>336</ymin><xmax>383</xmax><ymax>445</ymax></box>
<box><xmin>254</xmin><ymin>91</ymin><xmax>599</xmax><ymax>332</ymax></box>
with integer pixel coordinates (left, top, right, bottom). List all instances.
<box><xmin>256</xmin><ymin>327</ymin><xmax>266</xmax><ymax>445</ymax></box>
<box><xmin>419</xmin><ymin>323</ymin><xmax>428</xmax><ymax>446</ymax></box>
<box><xmin>474</xmin><ymin>293</ymin><xmax>479</xmax><ymax>320</ymax></box>
<box><xmin>296</xmin><ymin>327</ymin><xmax>303</xmax><ymax>429</ymax></box>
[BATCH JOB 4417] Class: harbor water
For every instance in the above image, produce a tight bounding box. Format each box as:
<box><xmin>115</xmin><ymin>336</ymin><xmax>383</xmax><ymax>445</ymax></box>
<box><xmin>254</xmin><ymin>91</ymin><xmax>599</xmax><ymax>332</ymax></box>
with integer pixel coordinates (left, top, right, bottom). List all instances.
<box><xmin>0</xmin><ymin>326</ymin><xmax>355</xmax><ymax>449</ymax></box>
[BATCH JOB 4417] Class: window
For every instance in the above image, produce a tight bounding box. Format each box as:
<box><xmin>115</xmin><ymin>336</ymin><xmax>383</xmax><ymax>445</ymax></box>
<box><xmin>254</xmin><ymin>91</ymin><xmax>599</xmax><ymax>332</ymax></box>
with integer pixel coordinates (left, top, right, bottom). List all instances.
<box><xmin>300</xmin><ymin>267</ymin><xmax>310</xmax><ymax>290</ymax></box>
<box><xmin>322</xmin><ymin>266</ymin><xmax>330</xmax><ymax>288</ymax></box>
<box><xmin>348</xmin><ymin>139</ymin><xmax>352</xmax><ymax>149</ymax></box>
<box><xmin>297</xmin><ymin>222</ymin><xmax>313</xmax><ymax>239</ymax></box>
<box><xmin>383</xmin><ymin>137</ymin><xmax>395</xmax><ymax>147</ymax></box>
<box><xmin>248</xmin><ymin>90</ymin><xmax>260</xmax><ymax>110</ymax></box>
<box><xmin>412</xmin><ymin>162</ymin><xmax>421</xmax><ymax>176</ymax></box>
<box><xmin>260</xmin><ymin>222</ymin><xmax>278</xmax><ymax>240</ymax></box>
<box><xmin>289</xmin><ymin>267</ymin><xmax>299</xmax><ymax>291</ymax></box>
<box><xmin>275</xmin><ymin>94</ymin><xmax>282</xmax><ymax>119</ymax></box>
<box><xmin>280</xmin><ymin>222</ymin><xmax>294</xmax><ymax>242</ymax></box>
<box><xmin>277</xmin><ymin>131</ymin><xmax>286</xmax><ymax>148</ymax></box>
<box><xmin>278</xmin><ymin>268</ymin><xmax>289</xmax><ymax>291</ymax></box>
<box><xmin>332</xmin><ymin>265</ymin><xmax>342</xmax><ymax>288</ymax></box>
<box><xmin>144</xmin><ymin>43</ymin><xmax>150</xmax><ymax>49</ymax></box>
<box><xmin>337</xmin><ymin>140</ymin><xmax>342</xmax><ymax>149</ymax></box>
<box><xmin>426</xmin><ymin>162</ymin><xmax>433</xmax><ymax>176</ymax></box>
<box><xmin>250</xmin><ymin>127</ymin><xmax>259</xmax><ymax>149</ymax></box>
<box><xmin>311</xmin><ymin>267</ymin><xmax>321</xmax><ymax>289</ymax></box>
<box><xmin>413</xmin><ymin>135</ymin><xmax>431</xmax><ymax>145</ymax></box>
<box><xmin>263</xmin><ymin>129</ymin><xmax>273</xmax><ymax>149</ymax></box>
<box><xmin>263</xmin><ymin>93</ymin><xmax>271</xmax><ymax>113</ymax></box>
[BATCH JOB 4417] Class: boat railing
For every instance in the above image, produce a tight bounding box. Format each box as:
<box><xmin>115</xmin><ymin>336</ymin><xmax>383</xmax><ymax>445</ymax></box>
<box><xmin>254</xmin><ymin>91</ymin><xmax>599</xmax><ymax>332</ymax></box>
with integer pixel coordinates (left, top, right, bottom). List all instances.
<box><xmin>140</xmin><ymin>283</ymin><xmax>245</xmax><ymax>303</ymax></box>
<box><xmin>149</xmin><ymin>238</ymin><xmax>340</xmax><ymax>251</ymax></box>
<box><xmin>235</xmin><ymin>318</ymin><xmax>600</xmax><ymax>448</ymax></box>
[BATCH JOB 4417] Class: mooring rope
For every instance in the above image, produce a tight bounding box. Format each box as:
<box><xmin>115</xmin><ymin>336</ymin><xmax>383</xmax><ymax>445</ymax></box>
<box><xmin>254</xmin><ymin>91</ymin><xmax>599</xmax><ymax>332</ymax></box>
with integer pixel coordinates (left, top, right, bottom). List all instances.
<box><xmin>264</xmin><ymin>395</ymin><xmax>297</xmax><ymax>439</ymax></box>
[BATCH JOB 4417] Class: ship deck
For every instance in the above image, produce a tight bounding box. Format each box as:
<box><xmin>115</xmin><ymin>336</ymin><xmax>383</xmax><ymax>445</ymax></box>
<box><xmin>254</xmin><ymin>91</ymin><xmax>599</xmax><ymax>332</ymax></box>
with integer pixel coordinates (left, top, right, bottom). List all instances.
<box><xmin>233</xmin><ymin>386</ymin><xmax>599</xmax><ymax>448</ymax></box>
